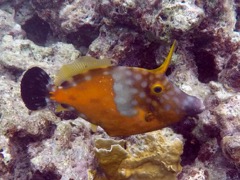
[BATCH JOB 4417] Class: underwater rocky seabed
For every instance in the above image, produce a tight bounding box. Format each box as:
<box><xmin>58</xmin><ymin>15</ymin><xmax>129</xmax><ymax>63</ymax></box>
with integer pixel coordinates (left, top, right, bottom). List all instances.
<box><xmin>0</xmin><ymin>0</ymin><xmax>240</xmax><ymax>179</ymax></box>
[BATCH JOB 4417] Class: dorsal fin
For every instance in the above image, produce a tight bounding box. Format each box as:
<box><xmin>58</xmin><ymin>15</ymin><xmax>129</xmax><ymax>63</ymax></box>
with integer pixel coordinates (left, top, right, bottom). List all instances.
<box><xmin>54</xmin><ymin>56</ymin><xmax>112</xmax><ymax>85</ymax></box>
<box><xmin>151</xmin><ymin>40</ymin><xmax>177</xmax><ymax>74</ymax></box>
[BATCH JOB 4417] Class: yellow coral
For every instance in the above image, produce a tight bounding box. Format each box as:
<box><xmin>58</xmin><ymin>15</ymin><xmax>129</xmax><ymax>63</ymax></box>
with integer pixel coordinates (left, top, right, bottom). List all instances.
<box><xmin>94</xmin><ymin>128</ymin><xmax>183</xmax><ymax>180</ymax></box>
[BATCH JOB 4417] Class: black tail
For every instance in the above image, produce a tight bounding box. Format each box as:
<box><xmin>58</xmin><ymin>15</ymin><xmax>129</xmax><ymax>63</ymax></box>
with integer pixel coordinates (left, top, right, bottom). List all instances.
<box><xmin>21</xmin><ymin>67</ymin><xmax>52</xmax><ymax>110</ymax></box>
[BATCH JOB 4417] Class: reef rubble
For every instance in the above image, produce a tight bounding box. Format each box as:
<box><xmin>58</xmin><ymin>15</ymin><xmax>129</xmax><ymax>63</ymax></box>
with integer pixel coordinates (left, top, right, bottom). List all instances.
<box><xmin>0</xmin><ymin>0</ymin><xmax>240</xmax><ymax>179</ymax></box>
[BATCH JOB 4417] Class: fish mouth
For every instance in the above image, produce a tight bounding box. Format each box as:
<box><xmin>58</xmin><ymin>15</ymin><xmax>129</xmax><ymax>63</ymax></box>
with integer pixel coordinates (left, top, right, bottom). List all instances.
<box><xmin>183</xmin><ymin>96</ymin><xmax>205</xmax><ymax>116</ymax></box>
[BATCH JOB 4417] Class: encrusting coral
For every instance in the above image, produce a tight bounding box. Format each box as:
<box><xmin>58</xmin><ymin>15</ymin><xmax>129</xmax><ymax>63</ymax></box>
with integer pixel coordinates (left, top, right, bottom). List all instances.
<box><xmin>94</xmin><ymin>128</ymin><xmax>183</xmax><ymax>180</ymax></box>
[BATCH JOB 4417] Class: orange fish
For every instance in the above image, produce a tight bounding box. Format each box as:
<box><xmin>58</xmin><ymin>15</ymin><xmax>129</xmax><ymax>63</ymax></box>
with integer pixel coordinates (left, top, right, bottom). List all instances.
<box><xmin>21</xmin><ymin>41</ymin><xmax>205</xmax><ymax>136</ymax></box>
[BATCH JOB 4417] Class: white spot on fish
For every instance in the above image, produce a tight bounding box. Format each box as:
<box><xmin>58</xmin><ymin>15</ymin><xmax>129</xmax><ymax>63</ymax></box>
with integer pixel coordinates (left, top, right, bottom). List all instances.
<box><xmin>141</xmin><ymin>69</ymin><xmax>149</xmax><ymax>75</ymax></box>
<box><xmin>130</xmin><ymin>88</ymin><xmax>138</xmax><ymax>94</ymax></box>
<box><xmin>70</xmin><ymin>80</ymin><xmax>77</xmax><ymax>87</ymax></box>
<box><xmin>173</xmin><ymin>97</ymin><xmax>180</xmax><ymax>105</ymax></box>
<box><xmin>125</xmin><ymin>70</ymin><xmax>133</xmax><ymax>76</ymax></box>
<box><xmin>159</xmin><ymin>98</ymin><xmax>164</xmax><ymax>103</ymax></box>
<box><xmin>115</xmin><ymin>96</ymin><xmax>127</xmax><ymax>104</ymax></box>
<box><xmin>114</xmin><ymin>83</ymin><xmax>124</xmax><ymax>91</ymax></box>
<box><xmin>84</xmin><ymin>75</ymin><xmax>92</xmax><ymax>81</ymax></box>
<box><xmin>132</xmin><ymin>100</ymin><xmax>138</xmax><ymax>106</ymax></box>
<box><xmin>167</xmin><ymin>90</ymin><xmax>175</xmax><ymax>96</ymax></box>
<box><xmin>156</xmin><ymin>74</ymin><xmax>163</xmax><ymax>78</ymax></box>
<box><xmin>112</xmin><ymin>73</ymin><xmax>122</xmax><ymax>81</ymax></box>
<box><xmin>103</xmin><ymin>71</ymin><xmax>110</xmax><ymax>75</ymax></box>
<box><xmin>163</xmin><ymin>94</ymin><xmax>170</xmax><ymax>101</ymax></box>
<box><xmin>125</xmin><ymin>79</ymin><xmax>134</xmax><ymax>86</ymax></box>
<box><xmin>164</xmin><ymin>104</ymin><xmax>171</xmax><ymax>111</ymax></box>
<box><xmin>174</xmin><ymin>86</ymin><xmax>182</xmax><ymax>94</ymax></box>
<box><xmin>121</xmin><ymin>109</ymin><xmax>138</xmax><ymax>116</ymax></box>
<box><xmin>141</xmin><ymin>81</ymin><xmax>148</xmax><ymax>88</ymax></box>
<box><xmin>134</xmin><ymin>74</ymin><xmax>142</xmax><ymax>81</ymax></box>
<box><xmin>162</xmin><ymin>79</ymin><xmax>168</xmax><ymax>86</ymax></box>
<box><xmin>146</xmin><ymin>98</ymin><xmax>152</xmax><ymax>103</ymax></box>
<box><xmin>139</xmin><ymin>92</ymin><xmax>146</xmax><ymax>98</ymax></box>
<box><xmin>151</xmin><ymin>101</ymin><xmax>158</xmax><ymax>107</ymax></box>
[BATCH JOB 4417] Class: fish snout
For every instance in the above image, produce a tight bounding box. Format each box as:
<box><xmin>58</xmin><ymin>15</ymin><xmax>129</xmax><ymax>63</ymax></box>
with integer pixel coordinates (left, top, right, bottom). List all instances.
<box><xmin>182</xmin><ymin>96</ymin><xmax>205</xmax><ymax>116</ymax></box>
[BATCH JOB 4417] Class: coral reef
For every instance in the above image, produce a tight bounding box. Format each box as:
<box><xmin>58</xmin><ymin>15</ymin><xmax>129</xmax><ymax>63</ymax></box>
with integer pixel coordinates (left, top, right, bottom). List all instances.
<box><xmin>95</xmin><ymin>0</ymin><xmax>204</xmax><ymax>40</ymax></box>
<box><xmin>0</xmin><ymin>0</ymin><xmax>239</xmax><ymax>179</ymax></box>
<box><xmin>28</xmin><ymin>120</ymin><xmax>95</xmax><ymax>180</ymax></box>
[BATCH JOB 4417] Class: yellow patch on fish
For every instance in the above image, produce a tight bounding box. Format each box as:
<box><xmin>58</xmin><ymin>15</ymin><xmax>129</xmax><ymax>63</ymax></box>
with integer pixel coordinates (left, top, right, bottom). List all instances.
<box><xmin>21</xmin><ymin>41</ymin><xmax>205</xmax><ymax>137</ymax></box>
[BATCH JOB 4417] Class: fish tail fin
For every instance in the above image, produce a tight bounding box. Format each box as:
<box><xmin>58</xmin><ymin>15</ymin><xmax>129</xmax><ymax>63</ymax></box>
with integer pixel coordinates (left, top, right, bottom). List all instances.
<box><xmin>20</xmin><ymin>67</ymin><xmax>52</xmax><ymax>110</ymax></box>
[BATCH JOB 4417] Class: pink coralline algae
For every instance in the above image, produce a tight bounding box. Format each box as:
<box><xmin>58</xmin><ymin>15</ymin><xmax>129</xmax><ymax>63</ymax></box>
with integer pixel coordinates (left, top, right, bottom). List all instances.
<box><xmin>0</xmin><ymin>0</ymin><xmax>240</xmax><ymax>179</ymax></box>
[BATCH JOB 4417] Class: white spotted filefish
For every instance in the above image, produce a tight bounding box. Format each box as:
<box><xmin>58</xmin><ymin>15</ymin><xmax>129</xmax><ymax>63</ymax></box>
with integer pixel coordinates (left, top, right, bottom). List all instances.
<box><xmin>20</xmin><ymin>41</ymin><xmax>205</xmax><ymax>136</ymax></box>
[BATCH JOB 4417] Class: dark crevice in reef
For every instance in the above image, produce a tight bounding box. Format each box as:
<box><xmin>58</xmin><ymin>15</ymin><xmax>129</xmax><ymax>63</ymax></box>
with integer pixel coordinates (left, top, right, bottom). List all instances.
<box><xmin>6</xmin><ymin>122</ymin><xmax>59</xmax><ymax>179</ymax></box>
<box><xmin>193</xmin><ymin>50</ymin><xmax>218</xmax><ymax>83</ymax></box>
<box><xmin>226</xmin><ymin>169</ymin><xmax>240</xmax><ymax>180</ymax></box>
<box><xmin>172</xmin><ymin>117</ymin><xmax>201</xmax><ymax>166</ymax></box>
<box><xmin>235</xmin><ymin>1</ymin><xmax>240</xmax><ymax>31</ymax></box>
<box><xmin>118</xmin><ymin>41</ymin><xmax>160</xmax><ymax>70</ymax></box>
<box><xmin>190</xmin><ymin>34</ymin><xmax>219</xmax><ymax>83</ymax></box>
<box><xmin>180</xmin><ymin>135</ymin><xmax>201</xmax><ymax>166</ymax></box>
<box><xmin>31</xmin><ymin>0</ymin><xmax>64</xmax><ymax>9</ymax></box>
<box><xmin>66</xmin><ymin>24</ymin><xmax>100</xmax><ymax>49</ymax></box>
<box><xmin>191</xmin><ymin>33</ymin><xmax>215</xmax><ymax>49</ymax></box>
<box><xmin>21</xmin><ymin>15</ymin><xmax>52</xmax><ymax>46</ymax></box>
<box><xmin>32</xmin><ymin>168</ymin><xmax>61</xmax><ymax>180</ymax></box>
<box><xmin>55</xmin><ymin>109</ymin><xmax>79</xmax><ymax>120</ymax></box>
<box><xmin>165</xmin><ymin>65</ymin><xmax>175</xmax><ymax>76</ymax></box>
<box><xmin>0</xmin><ymin>63</ymin><xmax>25</xmax><ymax>82</ymax></box>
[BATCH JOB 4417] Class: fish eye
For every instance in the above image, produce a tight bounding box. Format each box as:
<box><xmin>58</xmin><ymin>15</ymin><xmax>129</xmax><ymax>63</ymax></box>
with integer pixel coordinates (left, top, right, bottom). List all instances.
<box><xmin>151</xmin><ymin>84</ymin><xmax>163</xmax><ymax>95</ymax></box>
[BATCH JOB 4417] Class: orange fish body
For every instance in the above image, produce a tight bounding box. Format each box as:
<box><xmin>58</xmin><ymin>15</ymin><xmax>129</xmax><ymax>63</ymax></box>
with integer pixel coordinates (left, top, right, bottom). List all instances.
<box><xmin>21</xmin><ymin>41</ymin><xmax>205</xmax><ymax>136</ymax></box>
